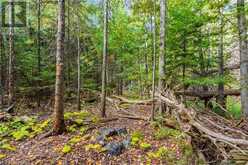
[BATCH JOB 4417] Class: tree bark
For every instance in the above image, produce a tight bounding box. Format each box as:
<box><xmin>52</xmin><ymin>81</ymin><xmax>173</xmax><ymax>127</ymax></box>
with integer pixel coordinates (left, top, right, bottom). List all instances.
<box><xmin>37</xmin><ymin>0</ymin><xmax>41</xmax><ymax>107</ymax></box>
<box><xmin>182</xmin><ymin>35</ymin><xmax>187</xmax><ymax>103</ymax></box>
<box><xmin>159</xmin><ymin>0</ymin><xmax>166</xmax><ymax>113</ymax></box>
<box><xmin>66</xmin><ymin>0</ymin><xmax>71</xmax><ymax>89</ymax></box>
<box><xmin>237</xmin><ymin>0</ymin><xmax>248</xmax><ymax>118</ymax></box>
<box><xmin>217</xmin><ymin>8</ymin><xmax>225</xmax><ymax>108</ymax></box>
<box><xmin>151</xmin><ymin>1</ymin><xmax>156</xmax><ymax>120</ymax></box>
<box><xmin>144</xmin><ymin>36</ymin><xmax>149</xmax><ymax>97</ymax></box>
<box><xmin>53</xmin><ymin>0</ymin><xmax>66</xmax><ymax>134</ymax></box>
<box><xmin>101</xmin><ymin>0</ymin><xmax>108</xmax><ymax>118</ymax></box>
<box><xmin>8</xmin><ymin>0</ymin><xmax>15</xmax><ymax>106</ymax></box>
<box><xmin>77</xmin><ymin>14</ymin><xmax>81</xmax><ymax>111</ymax></box>
<box><xmin>0</xmin><ymin>30</ymin><xmax>5</xmax><ymax>107</ymax></box>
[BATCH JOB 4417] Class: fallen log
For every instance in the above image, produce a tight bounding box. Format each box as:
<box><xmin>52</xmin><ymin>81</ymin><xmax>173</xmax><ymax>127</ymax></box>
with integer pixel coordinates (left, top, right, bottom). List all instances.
<box><xmin>112</xmin><ymin>95</ymin><xmax>155</xmax><ymax>105</ymax></box>
<box><xmin>157</xmin><ymin>91</ymin><xmax>248</xmax><ymax>164</ymax></box>
<box><xmin>175</xmin><ymin>89</ymin><xmax>240</xmax><ymax>98</ymax></box>
<box><xmin>116</xmin><ymin>114</ymin><xmax>148</xmax><ymax>121</ymax></box>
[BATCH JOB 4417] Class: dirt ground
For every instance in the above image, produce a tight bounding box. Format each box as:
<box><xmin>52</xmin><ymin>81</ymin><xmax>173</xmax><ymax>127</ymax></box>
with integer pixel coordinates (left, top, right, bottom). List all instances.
<box><xmin>0</xmin><ymin>100</ymin><xmax>191</xmax><ymax>165</ymax></box>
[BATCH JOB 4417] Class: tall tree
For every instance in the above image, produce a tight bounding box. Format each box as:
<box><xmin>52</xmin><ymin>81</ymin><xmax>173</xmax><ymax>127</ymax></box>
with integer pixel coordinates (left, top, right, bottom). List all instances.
<box><xmin>37</xmin><ymin>0</ymin><xmax>41</xmax><ymax>107</ymax></box>
<box><xmin>159</xmin><ymin>0</ymin><xmax>166</xmax><ymax>113</ymax></box>
<box><xmin>237</xmin><ymin>0</ymin><xmax>248</xmax><ymax>117</ymax></box>
<box><xmin>217</xmin><ymin>8</ymin><xmax>225</xmax><ymax>108</ymax></box>
<box><xmin>53</xmin><ymin>0</ymin><xmax>66</xmax><ymax>134</ymax></box>
<box><xmin>151</xmin><ymin>1</ymin><xmax>156</xmax><ymax>120</ymax></box>
<box><xmin>0</xmin><ymin>30</ymin><xmax>4</xmax><ymax>107</ymax></box>
<box><xmin>66</xmin><ymin>0</ymin><xmax>71</xmax><ymax>88</ymax></box>
<box><xmin>8</xmin><ymin>0</ymin><xmax>15</xmax><ymax>106</ymax></box>
<box><xmin>101</xmin><ymin>0</ymin><xmax>108</xmax><ymax>117</ymax></box>
<box><xmin>77</xmin><ymin>14</ymin><xmax>81</xmax><ymax>111</ymax></box>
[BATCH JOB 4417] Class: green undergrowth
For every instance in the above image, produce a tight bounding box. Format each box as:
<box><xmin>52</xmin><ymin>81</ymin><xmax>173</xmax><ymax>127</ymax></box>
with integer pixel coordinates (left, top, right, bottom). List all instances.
<box><xmin>0</xmin><ymin>116</ymin><xmax>51</xmax><ymax>142</ymax></box>
<box><xmin>154</xmin><ymin>127</ymin><xmax>184</xmax><ymax>140</ymax></box>
<box><xmin>0</xmin><ymin>116</ymin><xmax>51</xmax><ymax>157</ymax></box>
<box><xmin>226</xmin><ymin>97</ymin><xmax>241</xmax><ymax>119</ymax></box>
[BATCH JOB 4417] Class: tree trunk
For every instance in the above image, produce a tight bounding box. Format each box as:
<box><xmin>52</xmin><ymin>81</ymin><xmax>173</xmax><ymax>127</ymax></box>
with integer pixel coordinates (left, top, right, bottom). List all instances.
<box><xmin>77</xmin><ymin>15</ymin><xmax>81</xmax><ymax>111</ymax></box>
<box><xmin>144</xmin><ymin>37</ymin><xmax>149</xmax><ymax>98</ymax></box>
<box><xmin>237</xmin><ymin>0</ymin><xmax>248</xmax><ymax>118</ymax></box>
<box><xmin>37</xmin><ymin>0</ymin><xmax>41</xmax><ymax>107</ymax></box>
<box><xmin>151</xmin><ymin>1</ymin><xmax>156</xmax><ymax>120</ymax></box>
<box><xmin>159</xmin><ymin>0</ymin><xmax>166</xmax><ymax>113</ymax></box>
<box><xmin>182</xmin><ymin>35</ymin><xmax>187</xmax><ymax>104</ymax></box>
<box><xmin>101</xmin><ymin>0</ymin><xmax>108</xmax><ymax>118</ymax></box>
<box><xmin>8</xmin><ymin>0</ymin><xmax>15</xmax><ymax>106</ymax></box>
<box><xmin>66</xmin><ymin>0</ymin><xmax>71</xmax><ymax>89</ymax></box>
<box><xmin>0</xmin><ymin>31</ymin><xmax>5</xmax><ymax>107</ymax></box>
<box><xmin>53</xmin><ymin>0</ymin><xmax>66</xmax><ymax>134</ymax></box>
<box><xmin>217</xmin><ymin>9</ymin><xmax>225</xmax><ymax>108</ymax></box>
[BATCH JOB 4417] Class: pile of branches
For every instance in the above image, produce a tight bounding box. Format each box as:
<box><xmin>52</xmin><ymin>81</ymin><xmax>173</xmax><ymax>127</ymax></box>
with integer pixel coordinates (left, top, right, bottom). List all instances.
<box><xmin>157</xmin><ymin>90</ymin><xmax>248</xmax><ymax>164</ymax></box>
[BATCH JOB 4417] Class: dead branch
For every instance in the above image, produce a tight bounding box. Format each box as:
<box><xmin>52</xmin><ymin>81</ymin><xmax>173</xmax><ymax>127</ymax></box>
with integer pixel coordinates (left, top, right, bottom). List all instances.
<box><xmin>157</xmin><ymin>90</ymin><xmax>248</xmax><ymax>163</ymax></box>
<box><xmin>112</xmin><ymin>95</ymin><xmax>155</xmax><ymax>105</ymax></box>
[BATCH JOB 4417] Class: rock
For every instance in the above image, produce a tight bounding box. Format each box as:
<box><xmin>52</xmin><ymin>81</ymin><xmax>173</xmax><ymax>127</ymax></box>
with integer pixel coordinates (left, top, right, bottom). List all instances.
<box><xmin>122</xmin><ymin>136</ymin><xmax>131</xmax><ymax>149</ymax></box>
<box><xmin>104</xmin><ymin>142</ymin><xmax>125</xmax><ymax>156</ymax></box>
<box><xmin>96</xmin><ymin>127</ymin><xmax>130</xmax><ymax>156</ymax></box>
<box><xmin>115</xmin><ymin>128</ymin><xmax>128</xmax><ymax>135</ymax></box>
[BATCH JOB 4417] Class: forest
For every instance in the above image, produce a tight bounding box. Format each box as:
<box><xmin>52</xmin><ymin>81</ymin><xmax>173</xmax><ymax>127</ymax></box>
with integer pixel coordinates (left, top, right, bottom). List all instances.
<box><xmin>0</xmin><ymin>0</ymin><xmax>248</xmax><ymax>164</ymax></box>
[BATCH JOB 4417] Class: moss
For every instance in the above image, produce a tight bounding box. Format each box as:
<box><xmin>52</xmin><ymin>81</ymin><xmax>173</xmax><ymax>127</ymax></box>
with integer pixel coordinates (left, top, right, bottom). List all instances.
<box><xmin>11</xmin><ymin>127</ymin><xmax>30</xmax><ymax>140</ymax></box>
<box><xmin>62</xmin><ymin>145</ymin><xmax>72</xmax><ymax>154</ymax></box>
<box><xmin>140</xmin><ymin>142</ymin><xmax>151</xmax><ymax>151</ymax></box>
<box><xmin>154</xmin><ymin>128</ymin><xmax>182</xmax><ymax>140</ymax></box>
<box><xmin>147</xmin><ymin>147</ymin><xmax>172</xmax><ymax>160</ymax></box>
<box><xmin>91</xmin><ymin>116</ymin><xmax>100</xmax><ymax>124</ymax></box>
<box><xmin>75</xmin><ymin>119</ymin><xmax>84</xmax><ymax>125</ymax></box>
<box><xmin>80</xmin><ymin>127</ymin><xmax>88</xmax><ymax>135</ymax></box>
<box><xmin>0</xmin><ymin>143</ymin><xmax>16</xmax><ymax>151</ymax></box>
<box><xmin>85</xmin><ymin>144</ymin><xmax>105</xmax><ymax>152</ymax></box>
<box><xmin>0</xmin><ymin>154</ymin><xmax>6</xmax><ymax>159</ymax></box>
<box><xmin>64</xmin><ymin>111</ymin><xmax>90</xmax><ymax>120</ymax></box>
<box><xmin>68</xmin><ymin>136</ymin><xmax>82</xmax><ymax>145</ymax></box>
<box><xmin>131</xmin><ymin>131</ymin><xmax>144</xmax><ymax>146</ymax></box>
<box><xmin>67</xmin><ymin>124</ymin><xmax>77</xmax><ymax>132</ymax></box>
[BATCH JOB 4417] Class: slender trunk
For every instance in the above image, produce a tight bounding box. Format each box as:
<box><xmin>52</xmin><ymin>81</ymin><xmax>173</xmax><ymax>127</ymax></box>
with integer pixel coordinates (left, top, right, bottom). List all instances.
<box><xmin>53</xmin><ymin>0</ymin><xmax>66</xmax><ymax>134</ymax></box>
<box><xmin>37</xmin><ymin>0</ymin><xmax>41</xmax><ymax>107</ymax></box>
<box><xmin>8</xmin><ymin>0</ymin><xmax>15</xmax><ymax>106</ymax></box>
<box><xmin>159</xmin><ymin>0</ymin><xmax>166</xmax><ymax>113</ymax></box>
<box><xmin>217</xmin><ymin>9</ymin><xmax>225</xmax><ymax>108</ymax></box>
<box><xmin>0</xmin><ymin>32</ymin><xmax>4</xmax><ymax>108</ymax></box>
<box><xmin>66</xmin><ymin>0</ymin><xmax>71</xmax><ymax>88</ymax></box>
<box><xmin>144</xmin><ymin>38</ymin><xmax>149</xmax><ymax>97</ymax></box>
<box><xmin>101</xmin><ymin>0</ymin><xmax>108</xmax><ymax>118</ymax></box>
<box><xmin>207</xmin><ymin>28</ymin><xmax>211</xmax><ymax>72</ymax></box>
<box><xmin>138</xmin><ymin>50</ymin><xmax>143</xmax><ymax>98</ymax></box>
<box><xmin>151</xmin><ymin>2</ymin><xmax>156</xmax><ymax>120</ymax></box>
<box><xmin>182</xmin><ymin>36</ymin><xmax>187</xmax><ymax>103</ymax></box>
<box><xmin>237</xmin><ymin>0</ymin><xmax>248</xmax><ymax>117</ymax></box>
<box><xmin>77</xmin><ymin>15</ymin><xmax>81</xmax><ymax>111</ymax></box>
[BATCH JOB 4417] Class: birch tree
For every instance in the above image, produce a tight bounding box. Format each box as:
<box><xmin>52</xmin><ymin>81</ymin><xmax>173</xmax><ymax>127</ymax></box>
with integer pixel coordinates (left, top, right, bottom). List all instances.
<box><xmin>159</xmin><ymin>0</ymin><xmax>166</xmax><ymax>113</ymax></box>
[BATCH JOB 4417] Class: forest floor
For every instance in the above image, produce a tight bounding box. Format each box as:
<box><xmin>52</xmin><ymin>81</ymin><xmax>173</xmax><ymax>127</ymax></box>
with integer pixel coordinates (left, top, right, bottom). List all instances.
<box><xmin>0</xmin><ymin>95</ymin><xmax>193</xmax><ymax>165</ymax></box>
